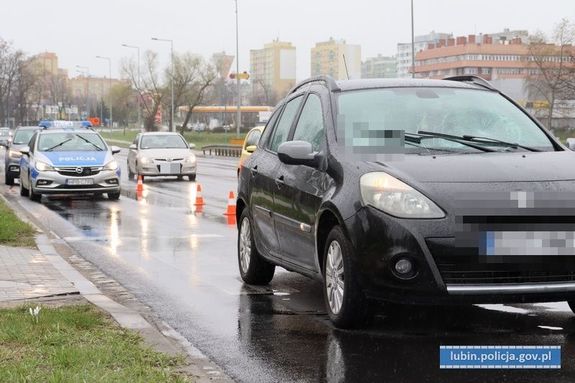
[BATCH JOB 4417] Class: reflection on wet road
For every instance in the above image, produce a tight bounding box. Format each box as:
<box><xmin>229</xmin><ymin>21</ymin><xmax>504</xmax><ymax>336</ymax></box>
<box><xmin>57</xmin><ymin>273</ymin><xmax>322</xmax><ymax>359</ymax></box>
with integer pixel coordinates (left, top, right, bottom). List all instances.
<box><xmin>2</xmin><ymin>148</ymin><xmax>575</xmax><ymax>382</ymax></box>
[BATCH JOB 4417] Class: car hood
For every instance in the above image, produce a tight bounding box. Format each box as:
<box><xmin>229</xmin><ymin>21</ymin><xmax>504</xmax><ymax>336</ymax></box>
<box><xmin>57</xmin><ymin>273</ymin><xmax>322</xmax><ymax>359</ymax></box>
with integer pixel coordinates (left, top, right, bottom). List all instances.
<box><xmin>138</xmin><ymin>148</ymin><xmax>192</xmax><ymax>159</ymax></box>
<box><xmin>379</xmin><ymin>151</ymin><xmax>575</xmax><ymax>183</ymax></box>
<box><xmin>39</xmin><ymin>151</ymin><xmax>111</xmax><ymax>167</ymax></box>
<box><xmin>372</xmin><ymin>151</ymin><xmax>575</xmax><ymax>215</ymax></box>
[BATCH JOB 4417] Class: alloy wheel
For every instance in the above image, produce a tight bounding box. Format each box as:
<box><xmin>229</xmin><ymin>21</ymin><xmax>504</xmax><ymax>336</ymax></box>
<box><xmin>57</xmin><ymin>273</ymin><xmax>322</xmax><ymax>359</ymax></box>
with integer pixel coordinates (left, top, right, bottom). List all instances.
<box><xmin>239</xmin><ymin>217</ymin><xmax>252</xmax><ymax>274</ymax></box>
<box><xmin>326</xmin><ymin>240</ymin><xmax>345</xmax><ymax>315</ymax></box>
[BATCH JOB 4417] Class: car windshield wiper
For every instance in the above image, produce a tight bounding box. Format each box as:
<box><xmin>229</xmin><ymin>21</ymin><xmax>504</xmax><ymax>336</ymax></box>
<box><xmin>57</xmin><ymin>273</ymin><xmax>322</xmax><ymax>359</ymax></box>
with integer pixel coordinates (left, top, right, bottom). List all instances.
<box><xmin>418</xmin><ymin>131</ymin><xmax>540</xmax><ymax>152</ymax></box>
<box><xmin>75</xmin><ymin>134</ymin><xmax>104</xmax><ymax>151</ymax></box>
<box><xmin>45</xmin><ymin>138</ymin><xmax>72</xmax><ymax>151</ymax></box>
<box><xmin>404</xmin><ymin>132</ymin><xmax>495</xmax><ymax>152</ymax></box>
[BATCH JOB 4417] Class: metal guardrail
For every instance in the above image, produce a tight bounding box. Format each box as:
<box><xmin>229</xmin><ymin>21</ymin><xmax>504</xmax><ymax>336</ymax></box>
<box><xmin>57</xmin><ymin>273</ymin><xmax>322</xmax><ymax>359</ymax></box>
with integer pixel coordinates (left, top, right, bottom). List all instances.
<box><xmin>202</xmin><ymin>144</ymin><xmax>242</xmax><ymax>157</ymax></box>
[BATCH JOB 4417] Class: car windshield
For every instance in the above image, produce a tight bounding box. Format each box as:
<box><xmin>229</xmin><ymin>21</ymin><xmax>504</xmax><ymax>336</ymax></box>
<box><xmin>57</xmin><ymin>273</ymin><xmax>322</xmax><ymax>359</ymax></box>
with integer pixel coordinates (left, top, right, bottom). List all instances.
<box><xmin>337</xmin><ymin>87</ymin><xmax>556</xmax><ymax>154</ymax></box>
<box><xmin>140</xmin><ymin>135</ymin><xmax>187</xmax><ymax>149</ymax></box>
<box><xmin>0</xmin><ymin>129</ymin><xmax>9</xmax><ymax>136</ymax></box>
<box><xmin>37</xmin><ymin>132</ymin><xmax>106</xmax><ymax>152</ymax></box>
<box><xmin>13</xmin><ymin>130</ymin><xmax>36</xmax><ymax>145</ymax></box>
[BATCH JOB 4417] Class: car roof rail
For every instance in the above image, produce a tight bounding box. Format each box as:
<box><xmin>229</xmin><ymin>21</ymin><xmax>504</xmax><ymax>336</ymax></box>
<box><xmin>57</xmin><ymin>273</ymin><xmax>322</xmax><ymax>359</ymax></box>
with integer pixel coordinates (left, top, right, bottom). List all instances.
<box><xmin>442</xmin><ymin>75</ymin><xmax>497</xmax><ymax>91</ymax></box>
<box><xmin>288</xmin><ymin>75</ymin><xmax>341</xmax><ymax>95</ymax></box>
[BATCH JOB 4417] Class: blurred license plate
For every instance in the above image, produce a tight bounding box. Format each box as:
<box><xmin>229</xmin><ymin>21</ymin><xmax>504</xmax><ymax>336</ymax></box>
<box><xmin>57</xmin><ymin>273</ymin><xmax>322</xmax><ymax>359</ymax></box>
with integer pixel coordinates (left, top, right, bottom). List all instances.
<box><xmin>484</xmin><ymin>231</ymin><xmax>575</xmax><ymax>256</ymax></box>
<box><xmin>159</xmin><ymin>163</ymin><xmax>180</xmax><ymax>174</ymax></box>
<box><xmin>67</xmin><ymin>178</ymin><xmax>94</xmax><ymax>185</ymax></box>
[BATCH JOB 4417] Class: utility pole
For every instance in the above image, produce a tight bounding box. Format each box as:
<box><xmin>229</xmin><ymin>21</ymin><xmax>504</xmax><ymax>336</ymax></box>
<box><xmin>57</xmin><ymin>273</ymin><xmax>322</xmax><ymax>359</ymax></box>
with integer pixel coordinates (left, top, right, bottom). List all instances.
<box><xmin>96</xmin><ymin>56</ymin><xmax>113</xmax><ymax>129</ymax></box>
<box><xmin>235</xmin><ymin>0</ymin><xmax>241</xmax><ymax>137</ymax></box>
<box><xmin>76</xmin><ymin>65</ymin><xmax>89</xmax><ymax>119</ymax></box>
<box><xmin>152</xmin><ymin>37</ymin><xmax>175</xmax><ymax>132</ymax></box>
<box><xmin>411</xmin><ymin>0</ymin><xmax>416</xmax><ymax>79</ymax></box>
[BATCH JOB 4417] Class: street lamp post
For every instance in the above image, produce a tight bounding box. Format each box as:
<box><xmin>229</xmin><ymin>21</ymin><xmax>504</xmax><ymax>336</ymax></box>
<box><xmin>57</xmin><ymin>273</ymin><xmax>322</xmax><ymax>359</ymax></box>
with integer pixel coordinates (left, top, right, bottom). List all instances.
<box><xmin>121</xmin><ymin>44</ymin><xmax>142</xmax><ymax>130</ymax></box>
<box><xmin>234</xmin><ymin>0</ymin><xmax>241</xmax><ymax>137</ymax></box>
<box><xmin>76</xmin><ymin>65</ymin><xmax>89</xmax><ymax>119</ymax></box>
<box><xmin>411</xmin><ymin>0</ymin><xmax>415</xmax><ymax>79</ymax></box>
<box><xmin>152</xmin><ymin>37</ymin><xmax>174</xmax><ymax>132</ymax></box>
<box><xmin>96</xmin><ymin>56</ymin><xmax>113</xmax><ymax>129</ymax></box>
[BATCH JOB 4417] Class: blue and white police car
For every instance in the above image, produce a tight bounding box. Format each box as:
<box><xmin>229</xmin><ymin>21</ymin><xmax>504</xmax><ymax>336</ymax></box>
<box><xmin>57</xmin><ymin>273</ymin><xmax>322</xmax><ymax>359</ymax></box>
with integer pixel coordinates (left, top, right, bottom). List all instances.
<box><xmin>19</xmin><ymin>120</ymin><xmax>121</xmax><ymax>202</ymax></box>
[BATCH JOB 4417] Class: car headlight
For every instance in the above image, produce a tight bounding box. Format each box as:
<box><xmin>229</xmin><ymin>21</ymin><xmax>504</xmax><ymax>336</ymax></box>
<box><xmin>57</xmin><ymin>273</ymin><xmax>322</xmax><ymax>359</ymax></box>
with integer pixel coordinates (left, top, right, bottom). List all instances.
<box><xmin>35</xmin><ymin>161</ymin><xmax>54</xmax><ymax>172</ymax></box>
<box><xmin>185</xmin><ymin>154</ymin><xmax>196</xmax><ymax>164</ymax></box>
<box><xmin>103</xmin><ymin>160</ymin><xmax>118</xmax><ymax>171</ymax></box>
<box><xmin>8</xmin><ymin>149</ymin><xmax>21</xmax><ymax>159</ymax></box>
<box><xmin>139</xmin><ymin>156</ymin><xmax>151</xmax><ymax>164</ymax></box>
<box><xmin>360</xmin><ymin>172</ymin><xmax>444</xmax><ymax>218</ymax></box>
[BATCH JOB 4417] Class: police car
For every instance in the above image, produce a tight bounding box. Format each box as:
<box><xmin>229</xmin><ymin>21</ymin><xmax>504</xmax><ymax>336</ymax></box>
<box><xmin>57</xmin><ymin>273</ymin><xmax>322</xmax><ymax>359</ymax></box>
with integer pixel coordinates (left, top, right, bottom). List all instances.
<box><xmin>19</xmin><ymin>120</ymin><xmax>121</xmax><ymax>202</ymax></box>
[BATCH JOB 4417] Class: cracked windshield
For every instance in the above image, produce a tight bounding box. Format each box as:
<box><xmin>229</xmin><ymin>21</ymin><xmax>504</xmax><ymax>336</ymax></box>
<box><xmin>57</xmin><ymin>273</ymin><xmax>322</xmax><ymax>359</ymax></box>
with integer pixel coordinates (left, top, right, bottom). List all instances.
<box><xmin>0</xmin><ymin>1</ymin><xmax>575</xmax><ymax>382</ymax></box>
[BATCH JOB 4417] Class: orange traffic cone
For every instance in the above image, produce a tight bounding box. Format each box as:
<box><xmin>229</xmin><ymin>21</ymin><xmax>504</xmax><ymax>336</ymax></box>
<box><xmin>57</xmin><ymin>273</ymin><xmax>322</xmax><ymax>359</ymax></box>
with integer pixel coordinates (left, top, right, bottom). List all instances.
<box><xmin>194</xmin><ymin>184</ymin><xmax>204</xmax><ymax>206</ymax></box>
<box><xmin>136</xmin><ymin>175</ymin><xmax>144</xmax><ymax>192</ymax></box>
<box><xmin>136</xmin><ymin>175</ymin><xmax>144</xmax><ymax>200</ymax></box>
<box><xmin>224</xmin><ymin>191</ymin><xmax>236</xmax><ymax>216</ymax></box>
<box><xmin>226</xmin><ymin>214</ymin><xmax>237</xmax><ymax>226</ymax></box>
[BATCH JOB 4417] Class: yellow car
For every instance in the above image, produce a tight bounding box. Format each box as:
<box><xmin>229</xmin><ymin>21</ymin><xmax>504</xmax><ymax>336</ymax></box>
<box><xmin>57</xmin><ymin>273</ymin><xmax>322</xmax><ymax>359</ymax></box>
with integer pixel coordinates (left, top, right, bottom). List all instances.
<box><xmin>237</xmin><ymin>126</ymin><xmax>263</xmax><ymax>176</ymax></box>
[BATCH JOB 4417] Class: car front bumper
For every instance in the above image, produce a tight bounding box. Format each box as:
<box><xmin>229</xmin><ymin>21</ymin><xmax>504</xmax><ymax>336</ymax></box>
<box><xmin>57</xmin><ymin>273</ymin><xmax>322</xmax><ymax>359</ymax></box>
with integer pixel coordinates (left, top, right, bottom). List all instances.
<box><xmin>344</xmin><ymin>206</ymin><xmax>575</xmax><ymax>305</ymax></box>
<box><xmin>31</xmin><ymin>168</ymin><xmax>121</xmax><ymax>195</ymax></box>
<box><xmin>137</xmin><ymin>161</ymin><xmax>196</xmax><ymax>176</ymax></box>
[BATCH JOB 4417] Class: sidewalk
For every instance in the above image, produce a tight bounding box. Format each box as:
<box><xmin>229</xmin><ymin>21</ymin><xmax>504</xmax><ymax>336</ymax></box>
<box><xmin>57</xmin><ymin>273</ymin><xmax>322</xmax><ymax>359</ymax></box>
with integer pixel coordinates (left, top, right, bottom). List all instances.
<box><xmin>0</xmin><ymin>245</ymin><xmax>78</xmax><ymax>301</ymax></box>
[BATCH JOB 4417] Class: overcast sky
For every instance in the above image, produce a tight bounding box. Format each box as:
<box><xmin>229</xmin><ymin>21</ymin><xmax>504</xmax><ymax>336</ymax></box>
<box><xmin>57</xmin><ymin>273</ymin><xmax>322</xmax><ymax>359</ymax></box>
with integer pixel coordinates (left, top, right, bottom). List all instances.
<box><xmin>2</xmin><ymin>0</ymin><xmax>574</xmax><ymax>81</ymax></box>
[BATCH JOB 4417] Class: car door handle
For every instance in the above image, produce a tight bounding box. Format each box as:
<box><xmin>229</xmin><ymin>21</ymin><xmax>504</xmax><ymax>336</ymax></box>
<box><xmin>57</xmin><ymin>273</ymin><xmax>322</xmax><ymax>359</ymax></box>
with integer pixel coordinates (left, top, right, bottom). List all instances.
<box><xmin>250</xmin><ymin>165</ymin><xmax>259</xmax><ymax>176</ymax></box>
<box><xmin>275</xmin><ymin>175</ymin><xmax>285</xmax><ymax>188</ymax></box>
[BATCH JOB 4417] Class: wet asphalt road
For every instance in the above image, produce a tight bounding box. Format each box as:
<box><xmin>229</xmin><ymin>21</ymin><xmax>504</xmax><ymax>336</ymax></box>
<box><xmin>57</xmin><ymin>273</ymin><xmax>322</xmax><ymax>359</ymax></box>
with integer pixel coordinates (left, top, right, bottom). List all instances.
<box><xmin>3</xmin><ymin>147</ymin><xmax>575</xmax><ymax>382</ymax></box>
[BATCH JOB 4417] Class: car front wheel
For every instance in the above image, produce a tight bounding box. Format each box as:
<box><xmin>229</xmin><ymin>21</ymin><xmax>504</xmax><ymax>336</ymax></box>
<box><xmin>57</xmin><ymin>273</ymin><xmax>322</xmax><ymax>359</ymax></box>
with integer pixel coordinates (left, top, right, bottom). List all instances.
<box><xmin>28</xmin><ymin>176</ymin><xmax>41</xmax><ymax>202</ymax></box>
<box><xmin>20</xmin><ymin>175</ymin><xmax>29</xmax><ymax>196</ymax></box>
<box><xmin>238</xmin><ymin>209</ymin><xmax>275</xmax><ymax>285</ymax></box>
<box><xmin>323</xmin><ymin>226</ymin><xmax>369</xmax><ymax>329</ymax></box>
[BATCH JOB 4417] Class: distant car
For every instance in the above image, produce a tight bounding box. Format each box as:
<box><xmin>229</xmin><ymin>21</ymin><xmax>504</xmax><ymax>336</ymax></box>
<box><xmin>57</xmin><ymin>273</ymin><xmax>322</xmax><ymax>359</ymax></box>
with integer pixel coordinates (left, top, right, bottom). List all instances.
<box><xmin>19</xmin><ymin>121</ymin><xmax>121</xmax><ymax>202</ymax></box>
<box><xmin>0</xmin><ymin>127</ymin><xmax>11</xmax><ymax>147</ymax></box>
<box><xmin>4</xmin><ymin>126</ymin><xmax>40</xmax><ymax>185</ymax></box>
<box><xmin>237</xmin><ymin>126</ymin><xmax>263</xmax><ymax>176</ymax></box>
<box><xmin>127</xmin><ymin>132</ymin><xmax>196</xmax><ymax>181</ymax></box>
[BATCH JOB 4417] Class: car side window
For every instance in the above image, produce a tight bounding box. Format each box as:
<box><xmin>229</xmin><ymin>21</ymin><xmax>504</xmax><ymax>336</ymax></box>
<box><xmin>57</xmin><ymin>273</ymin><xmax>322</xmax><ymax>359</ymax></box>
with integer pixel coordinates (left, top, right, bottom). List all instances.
<box><xmin>292</xmin><ymin>94</ymin><xmax>325</xmax><ymax>151</ymax></box>
<box><xmin>28</xmin><ymin>133</ymin><xmax>37</xmax><ymax>153</ymax></box>
<box><xmin>133</xmin><ymin>134</ymin><xmax>140</xmax><ymax>148</ymax></box>
<box><xmin>269</xmin><ymin>95</ymin><xmax>303</xmax><ymax>152</ymax></box>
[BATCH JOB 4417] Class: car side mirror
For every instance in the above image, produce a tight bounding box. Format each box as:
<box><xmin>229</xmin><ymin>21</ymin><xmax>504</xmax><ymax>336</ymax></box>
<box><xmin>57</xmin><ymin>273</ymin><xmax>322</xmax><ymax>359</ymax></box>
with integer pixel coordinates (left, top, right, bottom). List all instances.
<box><xmin>110</xmin><ymin>145</ymin><xmax>121</xmax><ymax>155</ymax></box>
<box><xmin>246</xmin><ymin>145</ymin><xmax>257</xmax><ymax>153</ymax></box>
<box><xmin>188</xmin><ymin>142</ymin><xmax>196</xmax><ymax>149</ymax></box>
<box><xmin>128</xmin><ymin>144</ymin><xmax>137</xmax><ymax>150</ymax></box>
<box><xmin>567</xmin><ymin>138</ymin><xmax>575</xmax><ymax>150</ymax></box>
<box><xmin>277</xmin><ymin>141</ymin><xmax>320</xmax><ymax>167</ymax></box>
<box><xmin>20</xmin><ymin>146</ymin><xmax>30</xmax><ymax>156</ymax></box>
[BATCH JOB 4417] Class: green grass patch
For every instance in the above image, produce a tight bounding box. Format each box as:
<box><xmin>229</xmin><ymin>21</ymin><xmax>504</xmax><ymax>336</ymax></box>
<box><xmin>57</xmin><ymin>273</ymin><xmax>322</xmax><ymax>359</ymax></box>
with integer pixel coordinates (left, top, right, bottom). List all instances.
<box><xmin>0</xmin><ymin>304</ymin><xmax>190</xmax><ymax>382</ymax></box>
<box><xmin>101</xmin><ymin>130</ymin><xmax>246</xmax><ymax>148</ymax></box>
<box><xmin>0</xmin><ymin>198</ymin><xmax>36</xmax><ymax>247</ymax></box>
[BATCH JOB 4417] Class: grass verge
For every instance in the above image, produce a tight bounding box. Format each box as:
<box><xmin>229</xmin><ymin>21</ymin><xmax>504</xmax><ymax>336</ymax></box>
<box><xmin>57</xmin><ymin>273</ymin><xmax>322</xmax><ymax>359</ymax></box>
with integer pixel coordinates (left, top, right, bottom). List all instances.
<box><xmin>0</xmin><ymin>304</ymin><xmax>190</xmax><ymax>382</ymax></box>
<box><xmin>0</xmin><ymin>198</ymin><xmax>36</xmax><ymax>247</ymax></box>
<box><xmin>101</xmin><ymin>130</ymin><xmax>246</xmax><ymax>148</ymax></box>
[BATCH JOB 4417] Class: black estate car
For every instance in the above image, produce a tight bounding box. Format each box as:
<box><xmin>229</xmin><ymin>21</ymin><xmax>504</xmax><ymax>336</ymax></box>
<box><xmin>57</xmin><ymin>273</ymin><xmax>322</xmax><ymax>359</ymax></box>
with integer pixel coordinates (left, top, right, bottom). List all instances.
<box><xmin>236</xmin><ymin>75</ymin><xmax>575</xmax><ymax>328</ymax></box>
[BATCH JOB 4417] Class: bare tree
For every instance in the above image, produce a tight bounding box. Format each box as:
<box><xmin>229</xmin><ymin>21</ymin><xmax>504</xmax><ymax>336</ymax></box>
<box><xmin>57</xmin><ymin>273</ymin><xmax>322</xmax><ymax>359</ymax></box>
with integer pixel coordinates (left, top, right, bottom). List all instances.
<box><xmin>168</xmin><ymin>54</ymin><xmax>217</xmax><ymax>133</ymax></box>
<box><xmin>526</xmin><ymin>19</ymin><xmax>575</xmax><ymax>128</ymax></box>
<box><xmin>0</xmin><ymin>39</ymin><xmax>25</xmax><ymax>126</ymax></box>
<box><xmin>250</xmin><ymin>78</ymin><xmax>278</xmax><ymax>106</ymax></box>
<box><xmin>122</xmin><ymin>50</ymin><xmax>164</xmax><ymax>131</ymax></box>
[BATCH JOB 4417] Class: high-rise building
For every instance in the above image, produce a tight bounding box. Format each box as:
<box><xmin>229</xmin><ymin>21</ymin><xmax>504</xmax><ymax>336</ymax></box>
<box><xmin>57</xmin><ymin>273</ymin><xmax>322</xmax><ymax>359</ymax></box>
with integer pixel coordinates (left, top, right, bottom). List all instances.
<box><xmin>311</xmin><ymin>38</ymin><xmax>361</xmax><ymax>80</ymax></box>
<box><xmin>396</xmin><ymin>31</ymin><xmax>452</xmax><ymax>78</ymax></box>
<box><xmin>250</xmin><ymin>40</ymin><xmax>296</xmax><ymax>103</ymax></box>
<box><xmin>413</xmin><ymin>31</ymin><xmax>562</xmax><ymax>101</ymax></box>
<box><xmin>362</xmin><ymin>55</ymin><xmax>397</xmax><ymax>78</ymax></box>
